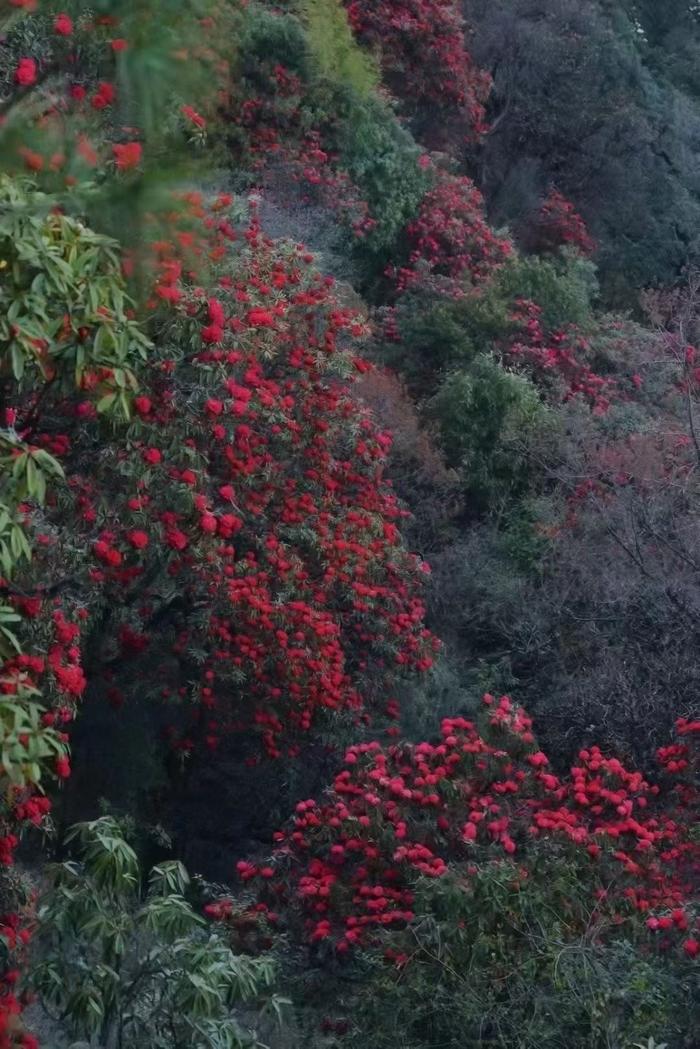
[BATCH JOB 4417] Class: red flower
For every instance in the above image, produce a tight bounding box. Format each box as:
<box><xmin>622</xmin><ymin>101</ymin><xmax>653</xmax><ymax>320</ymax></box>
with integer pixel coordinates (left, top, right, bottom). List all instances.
<box><xmin>15</xmin><ymin>58</ymin><xmax>37</xmax><ymax>87</ymax></box>
<box><xmin>143</xmin><ymin>447</ymin><xmax>162</xmax><ymax>465</ymax></box>
<box><xmin>93</xmin><ymin>541</ymin><xmax>122</xmax><ymax>567</ymax></box>
<box><xmin>201</xmin><ymin>324</ymin><xmax>224</xmax><ymax>344</ymax></box>
<box><xmin>683</xmin><ymin>938</ymin><xmax>699</xmax><ymax>958</ymax></box>
<box><xmin>246</xmin><ymin>309</ymin><xmax>275</xmax><ymax>328</ymax></box>
<box><xmin>55</xmin><ymin>756</ymin><xmax>71</xmax><ymax>779</ymax></box>
<box><xmin>0</xmin><ymin>835</ymin><xmax>18</xmax><ymax>865</ymax></box>
<box><xmin>208</xmin><ymin>298</ymin><xmax>225</xmax><ymax>326</ymax></box>
<box><xmin>134</xmin><ymin>396</ymin><xmax>152</xmax><ymax>415</ymax></box>
<box><xmin>53</xmin><ymin>664</ymin><xmax>86</xmax><ymax>697</ymax></box>
<box><xmin>182</xmin><ymin>104</ymin><xmax>206</xmax><ymax>129</ymax></box>
<box><xmin>53</xmin><ymin>13</ymin><xmax>73</xmax><ymax>35</ymax></box>
<box><xmin>19</xmin><ymin>148</ymin><xmax>44</xmax><ymax>173</ymax></box>
<box><xmin>92</xmin><ymin>82</ymin><xmax>116</xmax><ymax>109</ymax></box>
<box><xmin>166</xmin><ymin>529</ymin><xmax>188</xmax><ymax>551</ymax></box>
<box><xmin>110</xmin><ymin>38</ymin><xmax>128</xmax><ymax>52</ymax></box>
<box><xmin>127</xmin><ymin>530</ymin><xmax>149</xmax><ymax>550</ymax></box>
<box><xmin>112</xmin><ymin>142</ymin><xmax>142</xmax><ymax>171</ymax></box>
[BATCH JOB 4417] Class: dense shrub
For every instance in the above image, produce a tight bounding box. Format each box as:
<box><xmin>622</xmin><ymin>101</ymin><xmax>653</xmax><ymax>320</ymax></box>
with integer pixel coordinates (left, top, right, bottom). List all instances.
<box><xmin>218</xmin><ymin>698</ymin><xmax>699</xmax><ymax>1046</ymax></box>
<box><xmin>428</xmin><ymin>357</ymin><xmax>548</xmax><ymax>512</ymax></box>
<box><xmin>300</xmin><ymin>0</ymin><xmax>380</xmax><ymax>97</ymax></box>
<box><xmin>344</xmin><ymin>0</ymin><xmax>492</xmax><ymax>136</ymax></box>
<box><xmin>390</xmin><ymin>168</ymin><xmax>513</xmax><ymax>291</ymax></box>
<box><xmin>496</xmin><ymin>250</ymin><xmax>598</xmax><ymax>333</ymax></box>
<box><xmin>11</xmin><ymin>196</ymin><xmax>436</xmax><ymax>774</ymax></box>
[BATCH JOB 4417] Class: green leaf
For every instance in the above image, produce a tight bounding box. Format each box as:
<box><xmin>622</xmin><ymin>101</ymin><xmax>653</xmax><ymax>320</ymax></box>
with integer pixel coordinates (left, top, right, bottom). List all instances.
<box><xmin>10</xmin><ymin>343</ymin><xmax>25</xmax><ymax>380</ymax></box>
<box><xmin>96</xmin><ymin>393</ymin><xmax>117</xmax><ymax>414</ymax></box>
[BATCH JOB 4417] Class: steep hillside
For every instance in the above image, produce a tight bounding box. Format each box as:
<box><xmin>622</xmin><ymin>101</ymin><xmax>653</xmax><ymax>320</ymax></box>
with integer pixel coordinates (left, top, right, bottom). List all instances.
<box><xmin>0</xmin><ymin>3</ymin><xmax>697</xmax><ymax>1048</ymax></box>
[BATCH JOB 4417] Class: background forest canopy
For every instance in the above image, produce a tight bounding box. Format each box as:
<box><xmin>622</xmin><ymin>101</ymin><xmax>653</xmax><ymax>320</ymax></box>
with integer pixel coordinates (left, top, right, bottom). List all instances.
<box><xmin>0</xmin><ymin>1</ymin><xmax>697</xmax><ymax>1048</ymax></box>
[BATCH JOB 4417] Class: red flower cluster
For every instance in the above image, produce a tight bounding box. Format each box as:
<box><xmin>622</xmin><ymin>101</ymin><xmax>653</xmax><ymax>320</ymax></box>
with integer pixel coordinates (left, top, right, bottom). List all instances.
<box><xmin>231</xmin><ymin>696</ymin><xmax>698</xmax><ymax>956</ymax></box>
<box><xmin>53</xmin><ymin>14</ymin><xmax>73</xmax><ymax>37</ymax></box>
<box><xmin>391</xmin><ymin>170</ymin><xmax>512</xmax><ymax>290</ymax></box>
<box><xmin>506</xmin><ymin>298</ymin><xmax>613</xmax><ymax>412</ymax></box>
<box><xmin>14</xmin><ymin>59</ymin><xmax>36</xmax><ymax>88</ymax></box>
<box><xmin>112</xmin><ymin>142</ymin><xmax>142</xmax><ymax>172</ymax></box>
<box><xmin>0</xmin><ymin>904</ymin><xmax>37</xmax><ymax>1048</ymax></box>
<box><xmin>344</xmin><ymin>0</ymin><xmax>492</xmax><ymax>133</ymax></box>
<box><xmin>536</xmin><ymin>189</ymin><xmax>596</xmax><ymax>257</ymax></box>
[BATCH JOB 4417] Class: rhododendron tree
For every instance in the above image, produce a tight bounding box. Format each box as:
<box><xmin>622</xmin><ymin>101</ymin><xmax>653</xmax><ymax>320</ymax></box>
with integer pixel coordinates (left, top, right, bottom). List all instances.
<box><xmin>15</xmin><ymin>198</ymin><xmax>436</xmax><ymax>771</ymax></box>
<box><xmin>216</xmin><ymin>696</ymin><xmax>699</xmax><ymax>1045</ymax></box>
<box><xmin>535</xmin><ymin>189</ymin><xmax>596</xmax><ymax>258</ymax></box>
<box><xmin>0</xmin><ymin>2</ymin><xmax>230</xmax><ymax>1041</ymax></box>
<box><xmin>235</xmin><ymin>695</ymin><xmax>699</xmax><ymax>947</ymax></box>
<box><xmin>0</xmin><ymin>184</ymin><xmax>436</xmax><ymax>1041</ymax></box>
<box><xmin>344</xmin><ymin>0</ymin><xmax>492</xmax><ymax>136</ymax></box>
<box><xmin>388</xmin><ymin>169</ymin><xmax>513</xmax><ymax>293</ymax></box>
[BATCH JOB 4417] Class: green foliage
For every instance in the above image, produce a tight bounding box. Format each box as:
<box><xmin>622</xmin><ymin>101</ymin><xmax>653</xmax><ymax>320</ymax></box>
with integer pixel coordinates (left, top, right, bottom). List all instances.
<box><xmin>231</xmin><ymin>3</ymin><xmax>427</xmax><ymax>274</ymax></box>
<box><xmin>498</xmin><ymin>502</ymin><xmax>550</xmax><ymax>573</ymax></box>
<box><xmin>31</xmin><ymin>817</ymin><xmax>281</xmax><ymax>1049</ymax></box>
<box><xmin>428</xmin><ymin>357</ymin><xmax>548</xmax><ymax>511</ymax></box>
<box><xmin>380</xmin><ymin>250</ymin><xmax>597</xmax><ymax>393</ymax></box>
<box><xmin>299</xmin><ymin>0</ymin><xmax>380</xmax><ymax>97</ymax></box>
<box><xmin>238</xmin><ymin>6</ymin><xmax>311</xmax><ymax>85</ymax></box>
<box><xmin>0</xmin><ymin>689</ymin><xmax>67</xmax><ymax>790</ymax></box>
<box><xmin>381</xmin><ymin>290</ymin><xmax>489</xmax><ymax>385</ymax></box>
<box><xmin>332</xmin><ymin>91</ymin><xmax>430</xmax><ymax>262</ymax></box>
<box><xmin>468</xmin><ymin>0</ymin><xmax>700</xmax><ymax>305</ymax></box>
<box><xmin>0</xmin><ymin>175</ymin><xmax>149</xmax><ymax>412</ymax></box>
<box><xmin>326</xmin><ymin>851</ymin><xmax>698</xmax><ymax>1049</ymax></box>
<box><xmin>497</xmin><ymin>249</ymin><xmax>598</xmax><ymax>331</ymax></box>
<box><xmin>0</xmin><ymin>175</ymin><xmax>150</xmax><ymax>801</ymax></box>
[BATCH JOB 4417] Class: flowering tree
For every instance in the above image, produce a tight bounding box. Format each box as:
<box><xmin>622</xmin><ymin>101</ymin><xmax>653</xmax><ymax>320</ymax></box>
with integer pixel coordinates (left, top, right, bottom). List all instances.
<box><xmin>344</xmin><ymin>0</ymin><xmax>492</xmax><ymax>136</ymax></box>
<box><xmin>0</xmin><ymin>3</ymin><xmax>232</xmax><ymax>1043</ymax></box>
<box><xmin>19</xmin><ymin>201</ymin><xmax>436</xmax><ymax>764</ymax></box>
<box><xmin>0</xmin><ymin>163</ymin><xmax>155</xmax><ymax>1047</ymax></box>
<box><xmin>535</xmin><ymin>189</ymin><xmax>596</xmax><ymax>258</ymax></box>
<box><xmin>388</xmin><ymin>168</ymin><xmax>513</xmax><ymax>292</ymax></box>
<box><xmin>0</xmin><ymin>2</ymin><xmax>437</xmax><ymax>1033</ymax></box>
<box><xmin>217</xmin><ymin>696</ymin><xmax>699</xmax><ymax>1045</ymax></box>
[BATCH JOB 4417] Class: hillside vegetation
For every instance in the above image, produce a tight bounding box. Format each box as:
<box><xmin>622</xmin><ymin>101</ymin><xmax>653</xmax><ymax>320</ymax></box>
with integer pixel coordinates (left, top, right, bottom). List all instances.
<box><xmin>0</xmin><ymin>2</ymin><xmax>697</xmax><ymax>1048</ymax></box>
